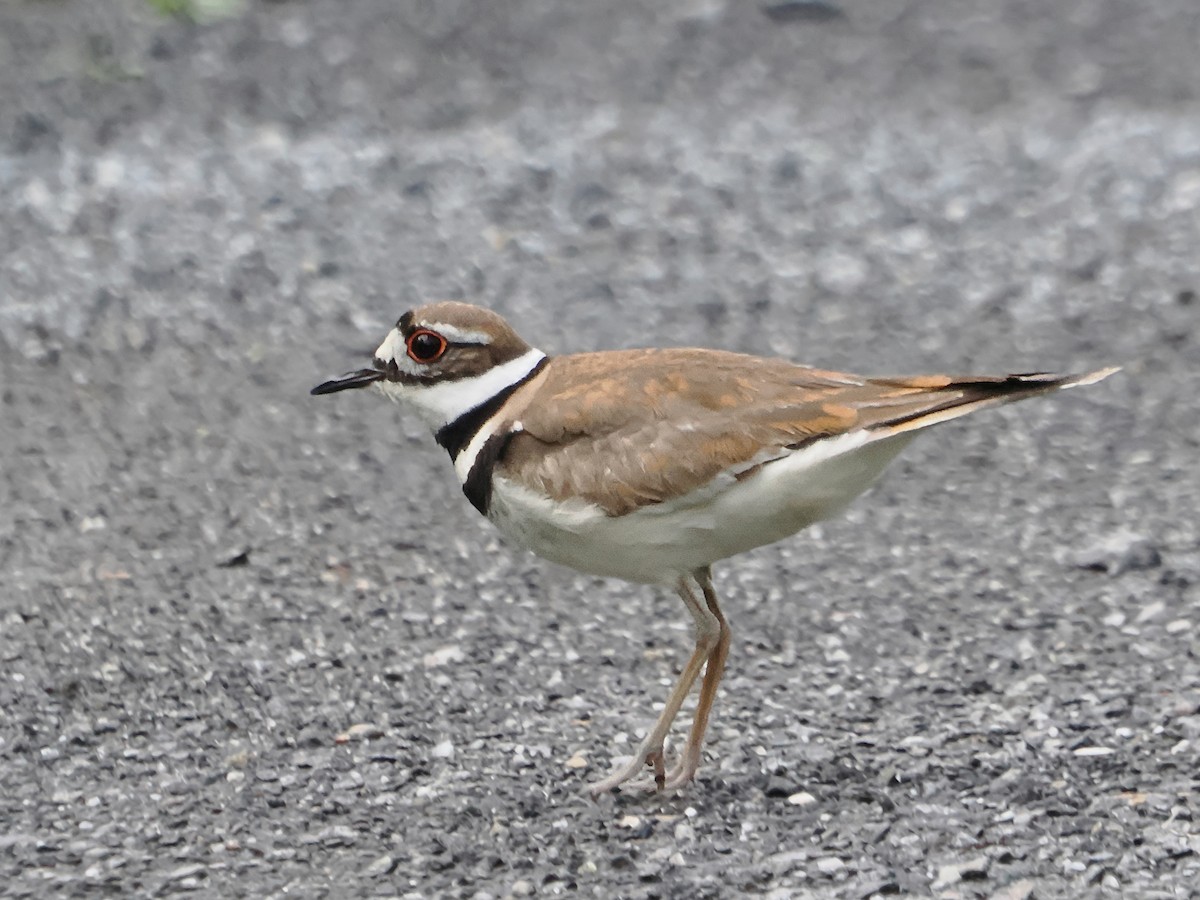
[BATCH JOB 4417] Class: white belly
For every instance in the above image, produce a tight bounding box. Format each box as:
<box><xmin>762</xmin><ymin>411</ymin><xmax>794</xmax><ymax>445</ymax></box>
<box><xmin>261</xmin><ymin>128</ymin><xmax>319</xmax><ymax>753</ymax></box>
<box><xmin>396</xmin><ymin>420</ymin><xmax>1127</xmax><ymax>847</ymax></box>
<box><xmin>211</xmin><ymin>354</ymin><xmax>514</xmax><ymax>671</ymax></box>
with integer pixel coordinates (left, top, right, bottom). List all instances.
<box><xmin>486</xmin><ymin>431</ymin><xmax>916</xmax><ymax>585</ymax></box>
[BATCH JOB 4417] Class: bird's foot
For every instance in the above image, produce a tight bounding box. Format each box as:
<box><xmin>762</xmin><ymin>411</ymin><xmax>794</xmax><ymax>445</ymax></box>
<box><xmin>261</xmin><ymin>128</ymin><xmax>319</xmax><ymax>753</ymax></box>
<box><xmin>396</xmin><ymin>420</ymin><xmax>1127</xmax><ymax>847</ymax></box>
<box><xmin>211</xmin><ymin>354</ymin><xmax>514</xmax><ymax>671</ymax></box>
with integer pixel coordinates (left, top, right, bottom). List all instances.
<box><xmin>660</xmin><ymin>750</ymin><xmax>701</xmax><ymax>792</ymax></box>
<box><xmin>586</xmin><ymin>743</ymin><xmax>703</xmax><ymax>797</ymax></box>
<box><xmin>585</xmin><ymin>744</ymin><xmax>668</xmax><ymax>798</ymax></box>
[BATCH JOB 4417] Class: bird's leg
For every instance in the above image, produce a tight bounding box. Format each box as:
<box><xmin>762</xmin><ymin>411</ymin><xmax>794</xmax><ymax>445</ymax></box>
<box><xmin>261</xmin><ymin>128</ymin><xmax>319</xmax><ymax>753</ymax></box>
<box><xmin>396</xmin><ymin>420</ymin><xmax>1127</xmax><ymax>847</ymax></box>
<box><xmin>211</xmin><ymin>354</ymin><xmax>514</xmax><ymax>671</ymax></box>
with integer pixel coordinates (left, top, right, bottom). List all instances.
<box><xmin>662</xmin><ymin>566</ymin><xmax>730</xmax><ymax>790</ymax></box>
<box><xmin>586</xmin><ymin>576</ymin><xmax>720</xmax><ymax>797</ymax></box>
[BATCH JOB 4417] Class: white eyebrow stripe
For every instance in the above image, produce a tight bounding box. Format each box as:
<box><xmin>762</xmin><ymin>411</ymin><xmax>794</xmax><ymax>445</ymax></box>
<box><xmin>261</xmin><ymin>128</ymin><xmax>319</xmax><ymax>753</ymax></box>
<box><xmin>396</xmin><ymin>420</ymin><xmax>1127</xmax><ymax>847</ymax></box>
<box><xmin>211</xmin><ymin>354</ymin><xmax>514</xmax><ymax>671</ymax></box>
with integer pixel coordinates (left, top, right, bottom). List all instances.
<box><xmin>421</xmin><ymin>322</ymin><xmax>491</xmax><ymax>344</ymax></box>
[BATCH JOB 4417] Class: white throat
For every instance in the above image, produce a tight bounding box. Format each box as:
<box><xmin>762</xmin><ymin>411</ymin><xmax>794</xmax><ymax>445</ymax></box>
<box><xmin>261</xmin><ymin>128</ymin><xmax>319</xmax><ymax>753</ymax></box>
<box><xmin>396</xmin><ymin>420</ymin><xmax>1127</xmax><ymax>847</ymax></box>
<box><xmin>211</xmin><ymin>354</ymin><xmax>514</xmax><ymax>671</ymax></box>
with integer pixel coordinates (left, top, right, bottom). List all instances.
<box><xmin>375</xmin><ymin>346</ymin><xmax>546</xmax><ymax>431</ymax></box>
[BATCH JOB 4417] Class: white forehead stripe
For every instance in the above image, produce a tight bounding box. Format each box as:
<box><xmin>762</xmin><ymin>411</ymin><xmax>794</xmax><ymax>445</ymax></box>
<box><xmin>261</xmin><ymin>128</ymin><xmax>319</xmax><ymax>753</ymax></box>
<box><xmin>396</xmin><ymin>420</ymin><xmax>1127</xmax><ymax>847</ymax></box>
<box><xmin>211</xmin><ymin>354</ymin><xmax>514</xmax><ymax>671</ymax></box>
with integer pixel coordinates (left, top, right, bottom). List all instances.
<box><xmin>374</xmin><ymin>328</ymin><xmax>406</xmax><ymax>364</ymax></box>
<box><xmin>376</xmin><ymin>347</ymin><xmax>546</xmax><ymax>431</ymax></box>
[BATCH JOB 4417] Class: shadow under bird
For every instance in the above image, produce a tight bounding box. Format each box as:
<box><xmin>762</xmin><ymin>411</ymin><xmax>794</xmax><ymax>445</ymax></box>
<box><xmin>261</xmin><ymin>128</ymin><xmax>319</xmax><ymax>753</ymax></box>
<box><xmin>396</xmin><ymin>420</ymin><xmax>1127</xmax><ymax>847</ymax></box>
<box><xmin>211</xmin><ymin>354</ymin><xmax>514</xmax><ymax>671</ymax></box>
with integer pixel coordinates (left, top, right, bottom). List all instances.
<box><xmin>312</xmin><ymin>301</ymin><xmax>1117</xmax><ymax>795</ymax></box>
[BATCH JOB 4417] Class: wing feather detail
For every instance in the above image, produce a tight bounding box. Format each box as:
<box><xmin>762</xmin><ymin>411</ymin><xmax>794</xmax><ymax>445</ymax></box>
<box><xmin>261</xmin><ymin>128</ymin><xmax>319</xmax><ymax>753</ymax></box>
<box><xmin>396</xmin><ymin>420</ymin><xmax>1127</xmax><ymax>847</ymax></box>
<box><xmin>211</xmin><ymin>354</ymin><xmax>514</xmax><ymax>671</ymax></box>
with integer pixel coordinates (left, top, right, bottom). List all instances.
<box><xmin>499</xmin><ymin>350</ymin><xmax>1116</xmax><ymax>516</ymax></box>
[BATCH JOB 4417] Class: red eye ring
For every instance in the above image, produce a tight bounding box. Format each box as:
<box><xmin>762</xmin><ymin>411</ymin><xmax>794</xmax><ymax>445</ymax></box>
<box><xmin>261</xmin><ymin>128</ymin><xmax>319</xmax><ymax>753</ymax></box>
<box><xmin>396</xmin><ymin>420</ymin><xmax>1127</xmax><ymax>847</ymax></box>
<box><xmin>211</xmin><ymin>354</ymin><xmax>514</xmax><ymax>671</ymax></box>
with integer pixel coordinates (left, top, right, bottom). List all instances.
<box><xmin>406</xmin><ymin>328</ymin><xmax>448</xmax><ymax>363</ymax></box>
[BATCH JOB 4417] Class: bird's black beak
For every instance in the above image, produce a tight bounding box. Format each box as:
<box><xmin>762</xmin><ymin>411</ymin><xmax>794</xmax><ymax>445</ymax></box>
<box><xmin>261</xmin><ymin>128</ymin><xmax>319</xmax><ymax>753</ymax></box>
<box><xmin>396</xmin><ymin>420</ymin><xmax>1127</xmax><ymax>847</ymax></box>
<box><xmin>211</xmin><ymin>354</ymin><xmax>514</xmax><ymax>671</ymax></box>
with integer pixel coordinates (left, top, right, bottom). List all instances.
<box><xmin>310</xmin><ymin>368</ymin><xmax>386</xmax><ymax>395</ymax></box>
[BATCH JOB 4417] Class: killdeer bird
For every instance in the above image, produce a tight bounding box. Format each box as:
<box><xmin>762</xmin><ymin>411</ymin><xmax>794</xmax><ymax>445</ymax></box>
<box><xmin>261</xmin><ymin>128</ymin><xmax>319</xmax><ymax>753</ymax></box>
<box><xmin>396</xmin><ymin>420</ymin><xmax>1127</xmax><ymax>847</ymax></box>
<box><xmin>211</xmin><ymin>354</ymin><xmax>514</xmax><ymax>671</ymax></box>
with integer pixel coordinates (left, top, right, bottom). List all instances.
<box><xmin>312</xmin><ymin>301</ymin><xmax>1116</xmax><ymax>795</ymax></box>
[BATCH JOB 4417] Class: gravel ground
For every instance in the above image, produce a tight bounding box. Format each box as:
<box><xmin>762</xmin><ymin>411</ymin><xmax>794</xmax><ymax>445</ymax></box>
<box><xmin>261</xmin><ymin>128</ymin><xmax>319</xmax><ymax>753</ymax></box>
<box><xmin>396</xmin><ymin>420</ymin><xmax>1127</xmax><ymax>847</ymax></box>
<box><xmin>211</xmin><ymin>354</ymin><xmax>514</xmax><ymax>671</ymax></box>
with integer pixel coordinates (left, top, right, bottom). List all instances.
<box><xmin>2</xmin><ymin>1</ymin><xmax>1198</xmax><ymax>897</ymax></box>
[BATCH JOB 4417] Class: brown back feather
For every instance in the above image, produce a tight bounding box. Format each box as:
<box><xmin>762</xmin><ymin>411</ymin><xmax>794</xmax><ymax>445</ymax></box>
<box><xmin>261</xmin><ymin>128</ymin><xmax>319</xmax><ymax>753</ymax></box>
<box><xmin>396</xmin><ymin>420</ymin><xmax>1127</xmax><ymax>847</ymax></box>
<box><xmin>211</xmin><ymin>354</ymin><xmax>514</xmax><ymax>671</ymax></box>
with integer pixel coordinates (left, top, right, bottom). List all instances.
<box><xmin>499</xmin><ymin>349</ymin><xmax>1109</xmax><ymax>516</ymax></box>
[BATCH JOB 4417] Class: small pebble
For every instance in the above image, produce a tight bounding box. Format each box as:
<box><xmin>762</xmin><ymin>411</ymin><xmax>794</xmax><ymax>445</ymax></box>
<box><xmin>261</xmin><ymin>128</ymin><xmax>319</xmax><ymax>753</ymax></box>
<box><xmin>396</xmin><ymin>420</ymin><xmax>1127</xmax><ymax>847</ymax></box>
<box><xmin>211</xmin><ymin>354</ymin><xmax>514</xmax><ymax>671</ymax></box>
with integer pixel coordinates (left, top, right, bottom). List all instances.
<box><xmin>365</xmin><ymin>854</ymin><xmax>395</xmax><ymax>877</ymax></box>
<box><xmin>1137</xmin><ymin>600</ymin><xmax>1166</xmax><ymax>623</ymax></box>
<box><xmin>815</xmin><ymin>856</ymin><xmax>844</xmax><ymax>875</ymax></box>
<box><xmin>763</xmin><ymin>0</ymin><xmax>845</xmax><ymax>23</ymax></box>
<box><xmin>932</xmin><ymin>855</ymin><xmax>989</xmax><ymax>889</ymax></box>
<box><xmin>344</xmin><ymin>723</ymin><xmax>385</xmax><ymax>740</ymax></box>
<box><xmin>423</xmin><ymin>645</ymin><xmax>465</xmax><ymax>668</ymax></box>
<box><xmin>167</xmin><ymin>864</ymin><xmax>205</xmax><ymax>882</ymax></box>
<box><xmin>989</xmin><ymin>879</ymin><xmax>1035</xmax><ymax>900</ymax></box>
<box><xmin>1072</xmin><ymin>531</ymin><xmax>1161</xmax><ymax>576</ymax></box>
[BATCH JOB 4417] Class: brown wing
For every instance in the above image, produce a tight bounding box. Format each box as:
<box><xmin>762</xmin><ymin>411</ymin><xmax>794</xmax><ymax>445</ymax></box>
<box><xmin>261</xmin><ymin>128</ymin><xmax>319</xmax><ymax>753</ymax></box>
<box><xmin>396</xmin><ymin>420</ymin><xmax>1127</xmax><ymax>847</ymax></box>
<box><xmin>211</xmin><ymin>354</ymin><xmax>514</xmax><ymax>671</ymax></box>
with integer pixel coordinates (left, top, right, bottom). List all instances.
<box><xmin>502</xmin><ymin>349</ymin><xmax>1116</xmax><ymax>516</ymax></box>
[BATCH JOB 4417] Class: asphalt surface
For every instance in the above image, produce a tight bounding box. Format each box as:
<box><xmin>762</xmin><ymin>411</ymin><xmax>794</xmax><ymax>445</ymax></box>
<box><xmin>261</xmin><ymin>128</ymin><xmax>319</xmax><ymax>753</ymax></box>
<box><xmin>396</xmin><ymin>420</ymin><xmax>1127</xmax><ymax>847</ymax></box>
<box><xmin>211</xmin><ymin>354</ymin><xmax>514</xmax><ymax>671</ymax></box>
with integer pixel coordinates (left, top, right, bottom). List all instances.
<box><xmin>2</xmin><ymin>1</ymin><xmax>1198</xmax><ymax>897</ymax></box>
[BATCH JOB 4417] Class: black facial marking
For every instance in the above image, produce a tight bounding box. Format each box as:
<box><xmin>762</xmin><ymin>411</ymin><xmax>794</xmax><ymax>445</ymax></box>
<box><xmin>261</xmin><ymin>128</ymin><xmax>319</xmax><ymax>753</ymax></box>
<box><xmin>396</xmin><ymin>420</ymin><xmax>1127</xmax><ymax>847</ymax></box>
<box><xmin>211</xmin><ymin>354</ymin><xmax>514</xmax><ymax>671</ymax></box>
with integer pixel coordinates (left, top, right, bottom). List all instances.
<box><xmin>462</xmin><ymin>431</ymin><xmax>514</xmax><ymax>516</ymax></box>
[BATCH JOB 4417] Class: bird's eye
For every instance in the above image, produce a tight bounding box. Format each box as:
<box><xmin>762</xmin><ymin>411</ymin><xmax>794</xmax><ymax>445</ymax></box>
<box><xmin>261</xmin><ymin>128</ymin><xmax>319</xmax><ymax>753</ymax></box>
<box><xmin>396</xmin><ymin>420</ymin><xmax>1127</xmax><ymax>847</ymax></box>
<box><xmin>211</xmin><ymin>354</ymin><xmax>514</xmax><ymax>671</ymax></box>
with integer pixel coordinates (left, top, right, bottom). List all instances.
<box><xmin>406</xmin><ymin>329</ymin><xmax>448</xmax><ymax>363</ymax></box>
